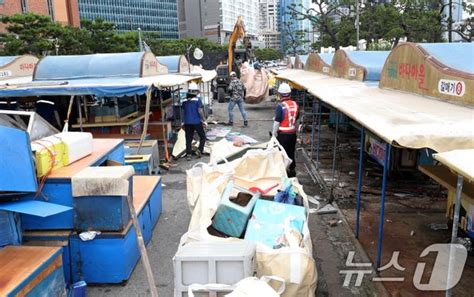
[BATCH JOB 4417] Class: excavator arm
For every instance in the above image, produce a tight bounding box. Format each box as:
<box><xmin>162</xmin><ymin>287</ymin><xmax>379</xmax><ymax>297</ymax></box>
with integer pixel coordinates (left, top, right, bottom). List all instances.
<box><xmin>227</xmin><ymin>16</ymin><xmax>250</xmax><ymax>74</ymax></box>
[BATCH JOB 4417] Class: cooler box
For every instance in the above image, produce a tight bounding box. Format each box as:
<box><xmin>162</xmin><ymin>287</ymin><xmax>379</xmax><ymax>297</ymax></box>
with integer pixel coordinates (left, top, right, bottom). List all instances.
<box><xmin>0</xmin><ymin>246</ymin><xmax>66</xmax><ymax>297</ymax></box>
<box><xmin>173</xmin><ymin>241</ymin><xmax>256</xmax><ymax>297</ymax></box>
<box><xmin>244</xmin><ymin>199</ymin><xmax>306</xmax><ymax>248</ymax></box>
<box><xmin>211</xmin><ymin>182</ymin><xmax>260</xmax><ymax>237</ymax></box>
<box><xmin>72</xmin><ymin>166</ymin><xmax>134</xmax><ymax>231</ymax></box>
<box><xmin>32</xmin><ymin>132</ymin><xmax>93</xmax><ymax>177</ymax></box>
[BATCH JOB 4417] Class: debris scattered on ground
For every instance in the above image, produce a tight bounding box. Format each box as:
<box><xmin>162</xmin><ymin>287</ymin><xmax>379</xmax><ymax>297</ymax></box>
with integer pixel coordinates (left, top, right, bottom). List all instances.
<box><xmin>410</xmin><ymin>230</ymin><xmax>415</xmax><ymax>236</ymax></box>
<box><xmin>328</xmin><ymin>219</ymin><xmax>339</xmax><ymax>227</ymax></box>
<box><xmin>206</xmin><ymin>127</ymin><xmax>232</xmax><ymax>138</ymax></box>
<box><xmin>317</xmin><ymin>204</ymin><xmax>338</xmax><ymax>215</ymax></box>
<box><xmin>428</xmin><ymin>223</ymin><xmax>448</xmax><ymax>230</ymax></box>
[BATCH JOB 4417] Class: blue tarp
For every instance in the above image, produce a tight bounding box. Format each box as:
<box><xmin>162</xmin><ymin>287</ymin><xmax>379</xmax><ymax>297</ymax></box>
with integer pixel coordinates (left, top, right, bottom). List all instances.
<box><xmin>0</xmin><ymin>56</ymin><xmax>17</xmax><ymax>67</ymax></box>
<box><xmin>419</xmin><ymin>43</ymin><xmax>474</xmax><ymax>74</ymax></box>
<box><xmin>319</xmin><ymin>53</ymin><xmax>334</xmax><ymax>65</ymax></box>
<box><xmin>0</xmin><ymin>77</ymin><xmax>149</xmax><ymax>97</ymax></box>
<box><xmin>34</xmin><ymin>52</ymin><xmax>146</xmax><ymax>80</ymax></box>
<box><xmin>156</xmin><ymin>55</ymin><xmax>183</xmax><ymax>73</ymax></box>
<box><xmin>345</xmin><ymin>51</ymin><xmax>390</xmax><ymax>81</ymax></box>
<box><xmin>0</xmin><ymin>200</ymin><xmax>72</xmax><ymax>217</ymax></box>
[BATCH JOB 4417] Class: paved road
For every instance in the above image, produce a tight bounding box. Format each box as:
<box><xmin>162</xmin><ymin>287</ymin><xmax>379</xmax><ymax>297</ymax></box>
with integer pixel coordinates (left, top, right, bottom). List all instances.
<box><xmin>89</xmin><ymin>99</ymin><xmax>381</xmax><ymax>296</ymax></box>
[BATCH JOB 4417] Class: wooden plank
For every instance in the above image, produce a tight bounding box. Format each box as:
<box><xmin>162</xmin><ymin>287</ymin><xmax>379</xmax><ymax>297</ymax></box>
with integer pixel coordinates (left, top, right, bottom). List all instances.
<box><xmin>23</xmin><ymin>230</ymin><xmax>72</xmax><ymax>238</ymax></box>
<box><xmin>419</xmin><ymin>165</ymin><xmax>474</xmax><ymax>201</ymax></box>
<box><xmin>0</xmin><ymin>246</ymin><xmax>62</xmax><ymax>296</ymax></box>
<box><xmin>48</xmin><ymin>139</ymin><xmax>123</xmax><ymax>179</ymax></box>
<box><xmin>71</xmin><ymin>113</ymin><xmax>148</xmax><ymax>128</ymax></box>
<box><xmin>133</xmin><ymin>176</ymin><xmax>161</xmax><ymax>214</ymax></box>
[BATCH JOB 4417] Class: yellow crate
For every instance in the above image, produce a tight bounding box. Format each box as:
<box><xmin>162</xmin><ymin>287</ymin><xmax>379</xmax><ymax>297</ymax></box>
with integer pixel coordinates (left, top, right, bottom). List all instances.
<box><xmin>33</xmin><ymin>139</ymin><xmax>67</xmax><ymax>178</ymax></box>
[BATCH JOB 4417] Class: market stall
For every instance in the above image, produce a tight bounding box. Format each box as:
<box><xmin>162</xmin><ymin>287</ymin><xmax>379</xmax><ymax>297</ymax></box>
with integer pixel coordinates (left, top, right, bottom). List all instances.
<box><xmin>331</xmin><ymin>50</ymin><xmax>390</xmax><ymax>81</ymax></box>
<box><xmin>276</xmin><ymin>42</ymin><xmax>474</xmax><ymax>268</ymax></box>
<box><xmin>156</xmin><ymin>55</ymin><xmax>190</xmax><ymax>73</ymax></box>
<box><xmin>304</xmin><ymin>52</ymin><xmax>333</xmax><ymax>75</ymax></box>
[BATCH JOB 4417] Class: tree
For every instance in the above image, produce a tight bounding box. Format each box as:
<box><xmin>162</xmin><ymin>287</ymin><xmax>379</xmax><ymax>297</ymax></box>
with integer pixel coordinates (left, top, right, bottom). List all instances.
<box><xmin>254</xmin><ymin>48</ymin><xmax>283</xmax><ymax>61</ymax></box>
<box><xmin>451</xmin><ymin>1</ymin><xmax>474</xmax><ymax>41</ymax></box>
<box><xmin>288</xmin><ymin>0</ymin><xmax>445</xmax><ymax>50</ymax></box>
<box><xmin>0</xmin><ymin>13</ymin><xmax>61</xmax><ymax>55</ymax></box>
<box><xmin>282</xmin><ymin>20</ymin><xmax>310</xmax><ymax>55</ymax></box>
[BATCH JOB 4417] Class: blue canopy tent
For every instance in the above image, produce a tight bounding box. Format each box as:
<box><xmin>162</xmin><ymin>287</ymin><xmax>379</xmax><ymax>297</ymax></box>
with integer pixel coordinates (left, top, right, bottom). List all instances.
<box><xmin>0</xmin><ymin>52</ymin><xmax>200</xmax><ymax>147</ymax></box>
<box><xmin>332</xmin><ymin>50</ymin><xmax>390</xmax><ymax>82</ymax></box>
<box><xmin>156</xmin><ymin>55</ymin><xmax>190</xmax><ymax>74</ymax></box>
<box><xmin>0</xmin><ymin>52</ymin><xmax>199</xmax><ymax>98</ymax></box>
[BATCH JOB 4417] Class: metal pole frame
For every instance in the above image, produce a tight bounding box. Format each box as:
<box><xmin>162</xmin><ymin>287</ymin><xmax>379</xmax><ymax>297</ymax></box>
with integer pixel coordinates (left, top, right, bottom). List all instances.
<box><xmin>355</xmin><ymin>127</ymin><xmax>365</xmax><ymax>238</ymax></box>
<box><xmin>446</xmin><ymin>174</ymin><xmax>464</xmax><ymax>297</ymax></box>
<box><xmin>376</xmin><ymin>143</ymin><xmax>391</xmax><ymax>268</ymax></box>
<box><xmin>316</xmin><ymin>99</ymin><xmax>322</xmax><ymax>167</ymax></box>
<box><xmin>329</xmin><ymin>110</ymin><xmax>339</xmax><ymax>202</ymax></box>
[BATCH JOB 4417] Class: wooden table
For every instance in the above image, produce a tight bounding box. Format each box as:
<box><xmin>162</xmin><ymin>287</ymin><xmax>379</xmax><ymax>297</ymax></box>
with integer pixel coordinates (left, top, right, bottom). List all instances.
<box><xmin>133</xmin><ymin>176</ymin><xmax>161</xmax><ymax>214</ymax></box>
<box><xmin>0</xmin><ymin>246</ymin><xmax>62</xmax><ymax>296</ymax></box>
<box><xmin>419</xmin><ymin>165</ymin><xmax>474</xmax><ymax>231</ymax></box>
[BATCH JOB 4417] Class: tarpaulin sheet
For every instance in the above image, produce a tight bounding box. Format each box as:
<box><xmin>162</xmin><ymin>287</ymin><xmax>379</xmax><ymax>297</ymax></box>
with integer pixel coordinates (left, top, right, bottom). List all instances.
<box><xmin>344</xmin><ymin>50</ymin><xmax>390</xmax><ymax>81</ymax></box>
<box><xmin>191</xmin><ymin>65</ymin><xmax>217</xmax><ymax>82</ymax></box>
<box><xmin>0</xmin><ymin>56</ymin><xmax>17</xmax><ymax>67</ymax></box>
<box><xmin>35</xmin><ymin>52</ymin><xmax>146</xmax><ymax>80</ymax></box>
<box><xmin>420</xmin><ymin>43</ymin><xmax>474</xmax><ymax>74</ymax></box>
<box><xmin>0</xmin><ymin>74</ymin><xmax>200</xmax><ymax>97</ymax></box>
<box><xmin>306</xmin><ymin>76</ymin><xmax>474</xmax><ymax>153</ymax></box>
<box><xmin>434</xmin><ymin>149</ymin><xmax>474</xmax><ymax>181</ymax></box>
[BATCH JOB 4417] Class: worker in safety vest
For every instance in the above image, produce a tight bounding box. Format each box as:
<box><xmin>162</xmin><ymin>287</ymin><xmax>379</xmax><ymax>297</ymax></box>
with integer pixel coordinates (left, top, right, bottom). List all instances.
<box><xmin>182</xmin><ymin>82</ymin><xmax>207</xmax><ymax>161</ymax></box>
<box><xmin>272</xmin><ymin>83</ymin><xmax>299</xmax><ymax>177</ymax></box>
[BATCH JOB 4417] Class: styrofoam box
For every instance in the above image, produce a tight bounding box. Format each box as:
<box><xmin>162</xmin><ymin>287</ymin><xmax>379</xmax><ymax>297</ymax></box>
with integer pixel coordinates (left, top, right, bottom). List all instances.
<box><xmin>57</xmin><ymin>132</ymin><xmax>93</xmax><ymax>164</ymax></box>
<box><xmin>173</xmin><ymin>241</ymin><xmax>256</xmax><ymax>297</ymax></box>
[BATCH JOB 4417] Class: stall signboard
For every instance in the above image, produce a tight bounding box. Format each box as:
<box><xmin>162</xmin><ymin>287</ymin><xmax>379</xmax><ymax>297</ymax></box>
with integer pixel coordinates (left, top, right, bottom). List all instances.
<box><xmin>0</xmin><ymin>55</ymin><xmax>38</xmax><ymax>81</ymax></box>
<box><xmin>380</xmin><ymin>42</ymin><xmax>474</xmax><ymax>105</ymax></box>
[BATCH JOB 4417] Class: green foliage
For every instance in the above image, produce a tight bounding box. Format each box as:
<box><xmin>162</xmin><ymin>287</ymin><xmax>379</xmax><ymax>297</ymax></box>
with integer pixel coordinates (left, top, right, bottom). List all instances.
<box><xmin>254</xmin><ymin>48</ymin><xmax>282</xmax><ymax>61</ymax></box>
<box><xmin>144</xmin><ymin>36</ymin><xmax>226</xmax><ymax>56</ymax></box>
<box><xmin>0</xmin><ymin>14</ymin><xmax>139</xmax><ymax>56</ymax></box>
<box><xmin>288</xmin><ymin>0</ymin><xmax>447</xmax><ymax>50</ymax></box>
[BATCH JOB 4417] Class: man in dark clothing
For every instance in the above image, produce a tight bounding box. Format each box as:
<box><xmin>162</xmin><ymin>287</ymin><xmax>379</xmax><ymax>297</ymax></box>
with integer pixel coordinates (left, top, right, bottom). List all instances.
<box><xmin>182</xmin><ymin>82</ymin><xmax>207</xmax><ymax>161</ymax></box>
<box><xmin>227</xmin><ymin>71</ymin><xmax>248</xmax><ymax>127</ymax></box>
<box><xmin>272</xmin><ymin>83</ymin><xmax>299</xmax><ymax>177</ymax></box>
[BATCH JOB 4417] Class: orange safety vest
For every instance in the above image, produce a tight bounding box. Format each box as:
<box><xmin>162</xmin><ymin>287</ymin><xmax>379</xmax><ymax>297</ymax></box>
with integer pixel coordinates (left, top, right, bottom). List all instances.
<box><xmin>279</xmin><ymin>99</ymin><xmax>299</xmax><ymax>133</ymax></box>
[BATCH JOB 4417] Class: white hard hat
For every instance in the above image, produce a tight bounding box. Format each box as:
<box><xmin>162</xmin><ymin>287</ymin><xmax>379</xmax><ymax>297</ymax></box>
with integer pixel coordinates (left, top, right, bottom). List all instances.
<box><xmin>278</xmin><ymin>83</ymin><xmax>291</xmax><ymax>95</ymax></box>
<box><xmin>188</xmin><ymin>82</ymin><xmax>199</xmax><ymax>92</ymax></box>
<box><xmin>230</xmin><ymin>71</ymin><xmax>237</xmax><ymax>77</ymax></box>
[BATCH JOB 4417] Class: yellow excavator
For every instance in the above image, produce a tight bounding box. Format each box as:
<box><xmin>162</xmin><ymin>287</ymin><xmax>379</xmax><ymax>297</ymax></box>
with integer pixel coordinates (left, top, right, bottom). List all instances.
<box><xmin>215</xmin><ymin>16</ymin><xmax>254</xmax><ymax>102</ymax></box>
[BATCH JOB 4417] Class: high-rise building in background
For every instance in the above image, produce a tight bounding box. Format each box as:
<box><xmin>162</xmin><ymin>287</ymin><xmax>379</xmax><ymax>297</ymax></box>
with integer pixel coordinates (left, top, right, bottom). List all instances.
<box><xmin>0</xmin><ymin>0</ymin><xmax>80</xmax><ymax>32</ymax></box>
<box><xmin>259</xmin><ymin>0</ymin><xmax>281</xmax><ymax>49</ymax></box>
<box><xmin>77</xmin><ymin>0</ymin><xmax>179</xmax><ymax>39</ymax></box>
<box><xmin>279</xmin><ymin>0</ymin><xmax>312</xmax><ymax>54</ymax></box>
<box><xmin>178</xmin><ymin>0</ymin><xmax>259</xmax><ymax>44</ymax></box>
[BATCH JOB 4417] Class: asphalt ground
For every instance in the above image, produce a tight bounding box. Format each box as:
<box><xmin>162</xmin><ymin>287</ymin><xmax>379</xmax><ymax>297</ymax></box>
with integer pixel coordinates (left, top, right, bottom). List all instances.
<box><xmin>89</xmin><ymin>99</ymin><xmax>382</xmax><ymax>296</ymax></box>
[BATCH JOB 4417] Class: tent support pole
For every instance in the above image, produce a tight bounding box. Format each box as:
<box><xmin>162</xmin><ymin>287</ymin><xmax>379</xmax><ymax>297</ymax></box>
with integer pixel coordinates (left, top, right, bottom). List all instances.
<box><xmin>328</xmin><ymin>111</ymin><xmax>339</xmax><ymax>202</ymax></box>
<box><xmin>355</xmin><ymin>127</ymin><xmax>365</xmax><ymax>238</ymax></box>
<box><xmin>76</xmin><ymin>96</ymin><xmax>83</xmax><ymax>132</ymax></box>
<box><xmin>316</xmin><ymin>99</ymin><xmax>322</xmax><ymax>167</ymax></box>
<box><xmin>376</xmin><ymin>143</ymin><xmax>391</xmax><ymax>268</ymax></box>
<box><xmin>446</xmin><ymin>174</ymin><xmax>464</xmax><ymax>297</ymax></box>
<box><xmin>138</xmin><ymin>87</ymin><xmax>152</xmax><ymax>154</ymax></box>
<box><xmin>310</xmin><ymin>101</ymin><xmax>316</xmax><ymax>160</ymax></box>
